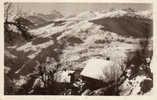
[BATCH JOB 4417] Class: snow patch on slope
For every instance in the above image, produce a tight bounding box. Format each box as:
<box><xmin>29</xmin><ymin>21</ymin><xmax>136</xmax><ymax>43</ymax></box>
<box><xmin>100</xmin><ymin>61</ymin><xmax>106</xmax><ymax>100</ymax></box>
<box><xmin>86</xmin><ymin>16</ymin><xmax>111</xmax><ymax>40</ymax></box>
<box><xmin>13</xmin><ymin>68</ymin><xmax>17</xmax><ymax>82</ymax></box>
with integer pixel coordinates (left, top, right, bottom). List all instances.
<box><xmin>29</xmin><ymin>23</ymin><xmax>55</xmax><ymax>36</ymax></box>
<box><xmin>17</xmin><ymin>40</ymin><xmax>54</xmax><ymax>59</ymax></box>
<box><xmin>5</xmin><ymin>50</ymin><xmax>17</xmax><ymax>59</ymax></box>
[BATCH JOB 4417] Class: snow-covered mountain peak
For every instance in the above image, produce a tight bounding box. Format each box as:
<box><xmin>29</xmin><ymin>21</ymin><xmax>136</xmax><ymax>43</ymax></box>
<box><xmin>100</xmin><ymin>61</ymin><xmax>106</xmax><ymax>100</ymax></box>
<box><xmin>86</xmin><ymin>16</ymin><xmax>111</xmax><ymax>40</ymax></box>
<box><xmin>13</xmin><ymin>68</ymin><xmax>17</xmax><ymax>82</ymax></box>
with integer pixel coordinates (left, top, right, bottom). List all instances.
<box><xmin>135</xmin><ymin>10</ymin><xmax>152</xmax><ymax>19</ymax></box>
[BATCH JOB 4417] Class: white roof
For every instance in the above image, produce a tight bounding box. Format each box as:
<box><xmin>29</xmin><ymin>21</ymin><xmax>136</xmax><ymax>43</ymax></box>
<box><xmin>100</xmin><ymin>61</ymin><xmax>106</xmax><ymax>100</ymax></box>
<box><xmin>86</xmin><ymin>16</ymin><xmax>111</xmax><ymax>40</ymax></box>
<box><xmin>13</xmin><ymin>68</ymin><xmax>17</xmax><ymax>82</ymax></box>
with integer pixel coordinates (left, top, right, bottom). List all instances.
<box><xmin>80</xmin><ymin>58</ymin><xmax>122</xmax><ymax>83</ymax></box>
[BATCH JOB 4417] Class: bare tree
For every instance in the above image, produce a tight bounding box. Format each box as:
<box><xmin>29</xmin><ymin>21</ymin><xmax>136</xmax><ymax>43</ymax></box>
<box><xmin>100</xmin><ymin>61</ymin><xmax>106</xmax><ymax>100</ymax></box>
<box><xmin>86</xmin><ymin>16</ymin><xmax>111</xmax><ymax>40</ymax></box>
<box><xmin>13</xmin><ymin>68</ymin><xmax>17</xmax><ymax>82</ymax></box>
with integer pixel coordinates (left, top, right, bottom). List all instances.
<box><xmin>4</xmin><ymin>2</ymin><xmax>33</xmax><ymax>42</ymax></box>
<box><xmin>4</xmin><ymin>2</ymin><xmax>24</xmax><ymax>22</ymax></box>
<box><xmin>4</xmin><ymin>2</ymin><xmax>13</xmax><ymax>22</ymax></box>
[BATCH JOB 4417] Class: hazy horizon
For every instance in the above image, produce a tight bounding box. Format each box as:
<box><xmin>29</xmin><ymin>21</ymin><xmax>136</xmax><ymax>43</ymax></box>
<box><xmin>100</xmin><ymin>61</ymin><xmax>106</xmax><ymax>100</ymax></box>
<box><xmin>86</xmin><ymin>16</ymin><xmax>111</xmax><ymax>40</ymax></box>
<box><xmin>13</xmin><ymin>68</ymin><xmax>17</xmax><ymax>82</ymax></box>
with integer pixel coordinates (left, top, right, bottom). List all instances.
<box><xmin>11</xmin><ymin>3</ymin><xmax>152</xmax><ymax>16</ymax></box>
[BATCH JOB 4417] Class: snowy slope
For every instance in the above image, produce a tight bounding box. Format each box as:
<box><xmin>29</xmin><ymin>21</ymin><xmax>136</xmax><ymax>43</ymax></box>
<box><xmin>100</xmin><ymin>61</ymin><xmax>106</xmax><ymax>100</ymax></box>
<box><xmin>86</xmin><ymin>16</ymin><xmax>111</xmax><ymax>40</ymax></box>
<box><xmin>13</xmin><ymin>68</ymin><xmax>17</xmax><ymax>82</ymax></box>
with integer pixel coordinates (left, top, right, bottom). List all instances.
<box><xmin>15</xmin><ymin>9</ymin><xmax>153</xmax><ymax>67</ymax></box>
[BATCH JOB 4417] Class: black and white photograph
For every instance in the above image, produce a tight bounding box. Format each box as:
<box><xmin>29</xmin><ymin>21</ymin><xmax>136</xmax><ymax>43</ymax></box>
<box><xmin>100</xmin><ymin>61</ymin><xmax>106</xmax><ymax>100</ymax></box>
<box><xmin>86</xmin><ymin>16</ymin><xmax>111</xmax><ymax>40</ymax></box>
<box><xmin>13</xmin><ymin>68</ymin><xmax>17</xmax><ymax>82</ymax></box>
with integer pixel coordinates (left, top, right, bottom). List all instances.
<box><xmin>4</xmin><ymin>2</ymin><xmax>153</xmax><ymax>96</ymax></box>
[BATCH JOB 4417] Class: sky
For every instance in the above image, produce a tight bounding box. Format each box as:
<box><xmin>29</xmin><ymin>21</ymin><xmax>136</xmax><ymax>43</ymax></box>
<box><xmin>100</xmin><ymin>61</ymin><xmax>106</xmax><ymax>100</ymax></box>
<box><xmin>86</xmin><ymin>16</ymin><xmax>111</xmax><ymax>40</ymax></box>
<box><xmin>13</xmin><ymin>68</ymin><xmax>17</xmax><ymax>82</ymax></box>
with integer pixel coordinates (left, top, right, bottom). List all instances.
<box><xmin>12</xmin><ymin>3</ymin><xmax>152</xmax><ymax>16</ymax></box>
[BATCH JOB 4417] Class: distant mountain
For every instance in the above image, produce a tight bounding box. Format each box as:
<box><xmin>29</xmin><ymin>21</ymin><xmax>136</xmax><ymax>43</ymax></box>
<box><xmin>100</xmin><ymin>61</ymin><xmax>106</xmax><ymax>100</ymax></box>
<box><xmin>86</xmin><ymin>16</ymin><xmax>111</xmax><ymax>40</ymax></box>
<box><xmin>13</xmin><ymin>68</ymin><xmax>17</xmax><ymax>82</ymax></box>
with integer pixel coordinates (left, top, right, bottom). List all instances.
<box><xmin>135</xmin><ymin>10</ymin><xmax>152</xmax><ymax>19</ymax></box>
<box><xmin>90</xmin><ymin>14</ymin><xmax>152</xmax><ymax>38</ymax></box>
<box><xmin>37</xmin><ymin>10</ymin><xmax>63</xmax><ymax>21</ymax></box>
<box><xmin>26</xmin><ymin>10</ymin><xmax>63</xmax><ymax>29</ymax></box>
<box><xmin>89</xmin><ymin>9</ymin><xmax>152</xmax><ymax>20</ymax></box>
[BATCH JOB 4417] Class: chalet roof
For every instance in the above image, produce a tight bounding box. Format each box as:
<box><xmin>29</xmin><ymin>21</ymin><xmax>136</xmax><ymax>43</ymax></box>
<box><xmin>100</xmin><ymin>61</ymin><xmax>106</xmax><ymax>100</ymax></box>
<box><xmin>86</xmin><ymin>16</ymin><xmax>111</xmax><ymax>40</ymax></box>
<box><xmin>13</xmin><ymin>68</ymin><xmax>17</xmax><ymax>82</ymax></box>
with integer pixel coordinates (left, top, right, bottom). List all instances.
<box><xmin>80</xmin><ymin>58</ymin><xmax>122</xmax><ymax>82</ymax></box>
